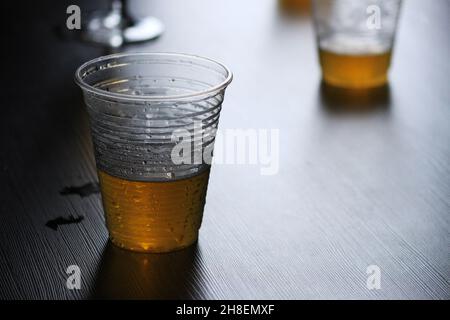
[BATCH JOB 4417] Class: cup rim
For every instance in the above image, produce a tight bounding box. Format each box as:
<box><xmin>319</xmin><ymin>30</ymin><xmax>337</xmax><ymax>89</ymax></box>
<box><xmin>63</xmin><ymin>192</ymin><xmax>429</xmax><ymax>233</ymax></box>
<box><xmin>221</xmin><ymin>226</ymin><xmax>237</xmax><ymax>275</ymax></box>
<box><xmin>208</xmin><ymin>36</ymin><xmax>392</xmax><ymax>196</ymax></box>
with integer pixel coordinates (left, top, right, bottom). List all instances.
<box><xmin>75</xmin><ymin>52</ymin><xmax>233</xmax><ymax>102</ymax></box>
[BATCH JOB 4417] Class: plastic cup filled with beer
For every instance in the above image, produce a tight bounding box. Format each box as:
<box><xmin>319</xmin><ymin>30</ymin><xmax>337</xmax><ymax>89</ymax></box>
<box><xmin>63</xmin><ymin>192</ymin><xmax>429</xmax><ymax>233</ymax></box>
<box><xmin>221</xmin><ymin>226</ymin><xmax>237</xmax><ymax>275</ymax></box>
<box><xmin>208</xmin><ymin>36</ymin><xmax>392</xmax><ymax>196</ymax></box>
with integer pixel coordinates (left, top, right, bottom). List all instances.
<box><xmin>75</xmin><ymin>53</ymin><xmax>232</xmax><ymax>253</ymax></box>
<box><xmin>312</xmin><ymin>0</ymin><xmax>402</xmax><ymax>89</ymax></box>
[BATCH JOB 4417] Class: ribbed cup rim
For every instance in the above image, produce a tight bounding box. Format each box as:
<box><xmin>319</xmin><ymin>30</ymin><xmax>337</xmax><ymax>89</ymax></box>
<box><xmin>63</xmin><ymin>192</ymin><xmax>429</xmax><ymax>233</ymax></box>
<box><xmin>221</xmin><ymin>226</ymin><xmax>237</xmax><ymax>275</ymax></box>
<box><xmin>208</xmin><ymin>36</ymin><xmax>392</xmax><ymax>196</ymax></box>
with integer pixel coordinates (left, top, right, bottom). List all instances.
<box><xmin>75</xmin><ymin>52</ymin><xmax>233</xmax><ymax>102</ymax></box>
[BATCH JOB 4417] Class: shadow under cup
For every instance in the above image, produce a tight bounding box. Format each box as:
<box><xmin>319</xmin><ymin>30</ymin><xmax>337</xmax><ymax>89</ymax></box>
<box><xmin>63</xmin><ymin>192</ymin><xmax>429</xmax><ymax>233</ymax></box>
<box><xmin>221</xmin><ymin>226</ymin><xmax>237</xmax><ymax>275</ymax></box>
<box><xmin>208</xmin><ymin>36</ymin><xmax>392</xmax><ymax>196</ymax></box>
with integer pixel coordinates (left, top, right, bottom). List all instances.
<box><xmin>75</xmin><ymin>53</ymin><xmax>232</xmax><ymax>253</ymax></box>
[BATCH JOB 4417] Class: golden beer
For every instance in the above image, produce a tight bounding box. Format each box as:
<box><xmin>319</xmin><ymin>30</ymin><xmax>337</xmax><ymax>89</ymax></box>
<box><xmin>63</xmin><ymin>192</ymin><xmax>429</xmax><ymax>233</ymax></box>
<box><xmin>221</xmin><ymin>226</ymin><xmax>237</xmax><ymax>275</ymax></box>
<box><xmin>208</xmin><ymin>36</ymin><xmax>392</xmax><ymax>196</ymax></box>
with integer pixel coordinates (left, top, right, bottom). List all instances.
<box><xmin>98</xmin><ymin>169</ymin><xmax>210</xmax><ymax>253</ymax></box>
<box><xmin>279</xmin><ymin>0</ymin><xmax>310</xmax><ymax>12</ymax></box>
<box><xmin>319</xmin><ymin>49</ymin><xmax>392</xmax><ymax>89</ymax></box>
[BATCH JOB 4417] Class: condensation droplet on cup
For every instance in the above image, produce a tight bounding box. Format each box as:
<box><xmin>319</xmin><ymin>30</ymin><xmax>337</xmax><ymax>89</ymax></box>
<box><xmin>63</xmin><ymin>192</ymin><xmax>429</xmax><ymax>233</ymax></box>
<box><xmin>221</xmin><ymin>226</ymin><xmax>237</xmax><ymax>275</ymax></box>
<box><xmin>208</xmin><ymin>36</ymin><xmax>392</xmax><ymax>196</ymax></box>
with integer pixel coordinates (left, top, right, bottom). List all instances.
<box><xmin>166</xmin><ymin>172</ymin><xmax>175</xmax><ymax>179</ymax></box>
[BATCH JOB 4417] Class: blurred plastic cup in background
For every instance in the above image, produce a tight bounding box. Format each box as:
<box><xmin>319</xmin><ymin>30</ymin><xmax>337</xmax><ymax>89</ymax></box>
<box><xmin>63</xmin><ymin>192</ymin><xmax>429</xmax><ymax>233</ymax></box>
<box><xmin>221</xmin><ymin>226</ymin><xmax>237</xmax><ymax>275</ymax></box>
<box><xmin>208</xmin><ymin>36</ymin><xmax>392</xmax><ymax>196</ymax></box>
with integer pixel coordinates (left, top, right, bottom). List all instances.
<box><xmin>75</xmin><ymin>53</ymin><xmax>232</xmax><ymax>253</ymax></box>
<box><xmin>312</xmin><ymin>0</ymin><xmax>402</xmax><ymax>89</ymax></box>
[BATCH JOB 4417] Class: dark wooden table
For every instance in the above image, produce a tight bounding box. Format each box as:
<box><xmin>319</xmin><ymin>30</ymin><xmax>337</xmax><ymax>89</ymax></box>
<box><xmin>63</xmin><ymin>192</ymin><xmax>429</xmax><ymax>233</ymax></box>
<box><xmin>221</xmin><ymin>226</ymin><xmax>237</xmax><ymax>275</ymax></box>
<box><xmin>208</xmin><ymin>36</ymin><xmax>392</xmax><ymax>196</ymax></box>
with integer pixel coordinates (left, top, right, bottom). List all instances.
<box><xmin>1</xmin><ymin>0</ymin><xmax>449</xmax><ymax>299</ymax></box>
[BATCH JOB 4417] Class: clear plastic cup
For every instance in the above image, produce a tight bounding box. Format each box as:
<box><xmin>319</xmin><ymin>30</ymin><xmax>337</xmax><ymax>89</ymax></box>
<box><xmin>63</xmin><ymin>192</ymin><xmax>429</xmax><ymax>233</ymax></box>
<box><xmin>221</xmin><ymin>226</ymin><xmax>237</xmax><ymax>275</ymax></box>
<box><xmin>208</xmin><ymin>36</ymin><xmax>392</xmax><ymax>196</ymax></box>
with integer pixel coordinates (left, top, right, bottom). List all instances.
<box><xmin>75</xmin><ymin>53</ymin><xmax>232</xmax><ymax>253</ymax></box>
<box><xmin>312</xmin><ymin>0</ymin><xmax>402</xmax><ymax>89</ymax></box>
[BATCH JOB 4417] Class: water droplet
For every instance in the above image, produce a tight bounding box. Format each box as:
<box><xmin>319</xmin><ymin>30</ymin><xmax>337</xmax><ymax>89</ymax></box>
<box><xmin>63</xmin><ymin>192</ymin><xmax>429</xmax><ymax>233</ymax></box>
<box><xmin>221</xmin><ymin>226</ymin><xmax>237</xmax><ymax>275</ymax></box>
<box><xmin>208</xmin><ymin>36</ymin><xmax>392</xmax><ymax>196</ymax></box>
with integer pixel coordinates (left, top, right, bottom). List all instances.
<box><xmin>166</xmin><ymin>172</ymin><xmax>175</xmax><ymax>179</ymax></box>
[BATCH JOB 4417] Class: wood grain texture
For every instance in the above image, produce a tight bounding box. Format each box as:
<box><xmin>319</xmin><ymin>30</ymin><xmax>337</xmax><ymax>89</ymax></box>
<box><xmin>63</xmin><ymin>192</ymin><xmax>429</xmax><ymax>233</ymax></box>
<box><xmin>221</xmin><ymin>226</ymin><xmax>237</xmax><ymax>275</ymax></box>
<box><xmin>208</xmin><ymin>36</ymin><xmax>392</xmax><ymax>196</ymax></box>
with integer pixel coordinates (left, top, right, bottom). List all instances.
<box><xmin>0</xmin><ymin>0</ymin><xmax>449</xmax><ymax>299</ymax></box>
